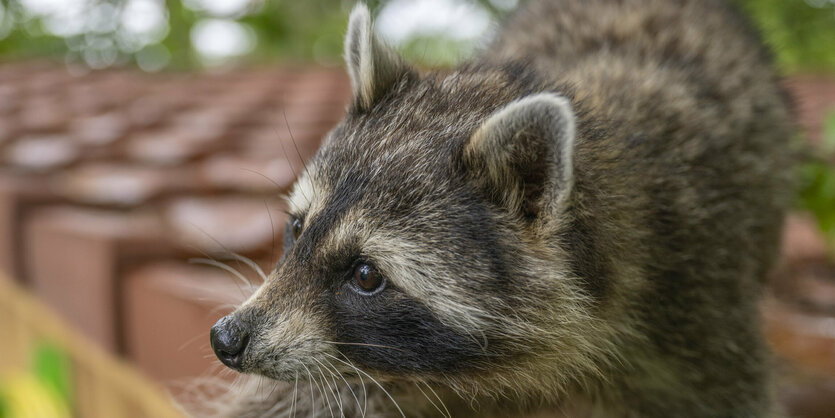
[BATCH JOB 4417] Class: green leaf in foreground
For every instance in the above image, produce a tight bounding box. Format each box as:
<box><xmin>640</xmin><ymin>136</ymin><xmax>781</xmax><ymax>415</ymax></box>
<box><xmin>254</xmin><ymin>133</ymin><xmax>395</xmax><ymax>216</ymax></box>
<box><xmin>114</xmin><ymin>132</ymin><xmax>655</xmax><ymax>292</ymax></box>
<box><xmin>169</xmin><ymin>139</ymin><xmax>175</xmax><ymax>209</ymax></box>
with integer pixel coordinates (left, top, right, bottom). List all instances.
<box><xmin>32</xmin><ymin>343</ymin><xmax>72</xmax><ymax>406</ymax></box>
<box><xmin>798</xmin><ymin>110</ymin><xmax>835</xmax><ymax>258</ymax></box>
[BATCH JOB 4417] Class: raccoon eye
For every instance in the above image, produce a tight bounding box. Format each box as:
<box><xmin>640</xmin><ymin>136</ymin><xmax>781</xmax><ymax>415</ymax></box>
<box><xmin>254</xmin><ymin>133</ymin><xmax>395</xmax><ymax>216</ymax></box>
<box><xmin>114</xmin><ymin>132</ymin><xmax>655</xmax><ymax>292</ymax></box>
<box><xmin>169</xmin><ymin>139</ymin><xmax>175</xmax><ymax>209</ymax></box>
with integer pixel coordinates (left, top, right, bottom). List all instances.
<box><xmin>291</xmin><ymin>218</ymin><xmax>303</xmax><ymax>239</ymax></box>
<box><xmin>353</xmin><ymin>263</ymin><xmax>385</xmax><ymax>294</ymax></box>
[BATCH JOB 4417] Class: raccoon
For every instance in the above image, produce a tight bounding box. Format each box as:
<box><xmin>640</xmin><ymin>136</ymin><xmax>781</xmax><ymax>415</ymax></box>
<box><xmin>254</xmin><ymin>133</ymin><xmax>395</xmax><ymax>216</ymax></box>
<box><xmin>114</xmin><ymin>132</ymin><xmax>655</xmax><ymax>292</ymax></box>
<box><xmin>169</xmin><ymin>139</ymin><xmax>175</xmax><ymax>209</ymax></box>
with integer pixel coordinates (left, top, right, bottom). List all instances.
<box><xmin>204</xmin><ymin>0</ymin><xmax>795</xmax><ymax>416</ymax></box>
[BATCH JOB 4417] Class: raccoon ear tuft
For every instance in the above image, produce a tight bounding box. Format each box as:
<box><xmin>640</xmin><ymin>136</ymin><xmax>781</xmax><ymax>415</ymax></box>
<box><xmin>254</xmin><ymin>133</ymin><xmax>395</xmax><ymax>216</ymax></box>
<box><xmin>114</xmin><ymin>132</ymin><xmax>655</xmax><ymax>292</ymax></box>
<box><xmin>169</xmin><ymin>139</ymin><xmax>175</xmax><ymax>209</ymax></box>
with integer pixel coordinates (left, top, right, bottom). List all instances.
<box><xmin>463</xmin><ymin>93</ymin><xmax>576</xmax><ymax>220</ymax></box>
<box><xmin>344</xmin><ymin>3</ymin><xmax>414</xmax><ymax>111</ymax></box>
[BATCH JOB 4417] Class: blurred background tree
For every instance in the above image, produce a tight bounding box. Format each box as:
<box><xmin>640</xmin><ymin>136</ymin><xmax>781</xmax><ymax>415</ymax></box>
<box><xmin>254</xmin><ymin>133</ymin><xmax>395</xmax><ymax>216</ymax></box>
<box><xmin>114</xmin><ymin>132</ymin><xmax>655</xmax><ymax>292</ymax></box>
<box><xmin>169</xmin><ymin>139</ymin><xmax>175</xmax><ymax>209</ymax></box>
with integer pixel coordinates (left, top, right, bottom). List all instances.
<box><xmin>1</xmin><ymin>0</ymin><xmax>830</xmax><ymax>73</ymax></box>
<box><xmin>799</xmin><ymin>111</ymin><xmax>835</xmax><ymax>257</ymax></box>
<box><xmin>735</xmin><ymin>0</ymin><xmax>835</xmax><ymax>73</ymax></box>
<box><xmin>0</xmin><ymin>0</ymin><xmax>512</xmax><ymax>71</ymax></box>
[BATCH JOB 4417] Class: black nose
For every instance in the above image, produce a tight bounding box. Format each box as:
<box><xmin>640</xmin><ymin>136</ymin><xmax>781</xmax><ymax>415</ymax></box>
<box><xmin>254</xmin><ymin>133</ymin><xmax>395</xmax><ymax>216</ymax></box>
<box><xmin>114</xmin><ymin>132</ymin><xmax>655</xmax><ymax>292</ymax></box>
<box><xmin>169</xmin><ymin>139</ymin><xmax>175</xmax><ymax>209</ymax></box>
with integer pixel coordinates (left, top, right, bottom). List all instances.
<box><xmin>210</xmin><ymin>315</ymin><xmax>249</xmax><ymax>371</ymax></box>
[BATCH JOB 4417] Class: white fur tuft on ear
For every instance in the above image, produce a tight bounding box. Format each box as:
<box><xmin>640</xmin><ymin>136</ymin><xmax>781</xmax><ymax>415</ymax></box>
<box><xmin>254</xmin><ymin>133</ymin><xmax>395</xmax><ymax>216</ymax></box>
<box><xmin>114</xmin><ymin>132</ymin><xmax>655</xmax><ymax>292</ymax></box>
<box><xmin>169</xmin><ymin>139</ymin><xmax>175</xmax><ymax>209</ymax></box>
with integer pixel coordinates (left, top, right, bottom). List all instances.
<box><xmin>344</xmin><ymin>3</ymin><xmax>413</xmax><ymax>110</ymax></box>
<box><xmin>464</xmin><ymin>93</ymin><xmax>576</xmax><ymax>218</ymax></box>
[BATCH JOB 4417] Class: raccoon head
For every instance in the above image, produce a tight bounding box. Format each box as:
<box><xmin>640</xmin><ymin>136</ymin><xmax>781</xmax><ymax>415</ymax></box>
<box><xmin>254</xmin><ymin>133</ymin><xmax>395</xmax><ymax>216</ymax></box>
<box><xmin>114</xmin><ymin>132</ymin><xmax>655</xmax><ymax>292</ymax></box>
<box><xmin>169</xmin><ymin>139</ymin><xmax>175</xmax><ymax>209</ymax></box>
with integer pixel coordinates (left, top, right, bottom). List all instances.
<box><xmin>211</xmin><ymin>4</ymin><xmax>604</xmax><ymax>399</ymax></box>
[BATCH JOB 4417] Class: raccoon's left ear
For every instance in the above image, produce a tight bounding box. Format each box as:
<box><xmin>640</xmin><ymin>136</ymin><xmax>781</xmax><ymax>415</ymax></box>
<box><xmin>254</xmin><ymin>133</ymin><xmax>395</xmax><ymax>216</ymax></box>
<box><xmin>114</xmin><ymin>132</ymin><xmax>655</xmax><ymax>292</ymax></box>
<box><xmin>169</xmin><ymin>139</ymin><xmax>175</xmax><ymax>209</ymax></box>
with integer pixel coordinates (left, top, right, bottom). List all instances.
<box><xmin>344</xmin><ymin>4</ymin><xmax>416</xmax><ymax>111</ymax></box>
<box><xmin>462</xmin><ymin>93</ymin><xmax>575</xmax><ymax>220</ymax></box>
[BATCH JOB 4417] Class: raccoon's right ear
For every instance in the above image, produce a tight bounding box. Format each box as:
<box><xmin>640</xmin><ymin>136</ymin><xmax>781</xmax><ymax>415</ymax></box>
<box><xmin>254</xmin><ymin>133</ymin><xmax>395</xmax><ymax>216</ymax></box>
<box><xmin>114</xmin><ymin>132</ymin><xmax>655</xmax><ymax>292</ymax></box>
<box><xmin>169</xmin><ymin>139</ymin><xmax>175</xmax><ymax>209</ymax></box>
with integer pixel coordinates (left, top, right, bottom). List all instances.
<box><xmin>344</xmin><ymin>3</ymin><xmax>415</xmax><ymax>111</ymax></box>
<box><xmin>462</xmin><ymin>93</ymin><xmax>575</xmax><ymax>220</ymax></box>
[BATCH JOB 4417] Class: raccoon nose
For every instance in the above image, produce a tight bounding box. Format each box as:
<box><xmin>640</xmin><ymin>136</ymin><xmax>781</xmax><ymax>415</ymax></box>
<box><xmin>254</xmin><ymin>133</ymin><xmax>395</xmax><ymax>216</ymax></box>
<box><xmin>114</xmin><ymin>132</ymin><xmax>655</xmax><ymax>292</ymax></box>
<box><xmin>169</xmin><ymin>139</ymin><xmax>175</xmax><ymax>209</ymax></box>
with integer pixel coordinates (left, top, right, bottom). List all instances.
<box><xmin>210</xmin><ymin>315</ymin><xmax>250</xmax><ymax>371</ymax></box>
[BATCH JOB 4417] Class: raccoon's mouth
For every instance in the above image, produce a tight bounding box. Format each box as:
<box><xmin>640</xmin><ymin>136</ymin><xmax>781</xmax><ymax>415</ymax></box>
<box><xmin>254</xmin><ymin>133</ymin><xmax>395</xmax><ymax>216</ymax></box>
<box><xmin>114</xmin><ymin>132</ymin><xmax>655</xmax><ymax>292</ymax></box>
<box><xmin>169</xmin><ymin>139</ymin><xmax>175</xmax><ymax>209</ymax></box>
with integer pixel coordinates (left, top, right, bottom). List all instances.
<box><xmin>245</xmin><ymin>353</ymin><xmax>370</xmax><ymax>386</ymax></box>
<box><xmin>268</xmin><ymin>361</ymin><xmax>361</xmax><ymax>382</ymax></box>
<box><xmin>232</xmin><ymin>336</ymin><xmax>363</xmax><ymax>382</ymax></box>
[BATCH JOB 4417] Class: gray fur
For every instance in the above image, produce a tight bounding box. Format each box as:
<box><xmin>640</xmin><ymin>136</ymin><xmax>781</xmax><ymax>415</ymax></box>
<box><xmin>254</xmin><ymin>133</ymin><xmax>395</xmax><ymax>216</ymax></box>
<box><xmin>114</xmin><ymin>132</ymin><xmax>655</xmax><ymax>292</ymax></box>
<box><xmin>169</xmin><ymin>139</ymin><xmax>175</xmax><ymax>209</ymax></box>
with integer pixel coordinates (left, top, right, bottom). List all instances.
<box><xmin>199</xmin><ymin>1</ymin><xmax>797</xmax><ymax>417</ymax></box>
<box><xmin>344</xmin><ymin>4</ymin><xmax>415</xmax><ymax>111</ymax></box>
<box><xmin>465</xmin><ymin>93</ymin><xmax>576</xmax><ymax>218</ymax></box>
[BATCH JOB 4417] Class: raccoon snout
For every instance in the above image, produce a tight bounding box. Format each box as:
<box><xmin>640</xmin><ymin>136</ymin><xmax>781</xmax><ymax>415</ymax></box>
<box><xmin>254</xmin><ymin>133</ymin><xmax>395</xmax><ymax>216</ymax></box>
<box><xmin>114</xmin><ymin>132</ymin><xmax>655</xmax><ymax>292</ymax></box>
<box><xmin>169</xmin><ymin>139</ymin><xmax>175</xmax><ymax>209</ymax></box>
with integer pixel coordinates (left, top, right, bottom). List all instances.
<box><xmin>210</xmin><ymin>315</ymin><xmax>250</xmax><ymax>371</ymax></box>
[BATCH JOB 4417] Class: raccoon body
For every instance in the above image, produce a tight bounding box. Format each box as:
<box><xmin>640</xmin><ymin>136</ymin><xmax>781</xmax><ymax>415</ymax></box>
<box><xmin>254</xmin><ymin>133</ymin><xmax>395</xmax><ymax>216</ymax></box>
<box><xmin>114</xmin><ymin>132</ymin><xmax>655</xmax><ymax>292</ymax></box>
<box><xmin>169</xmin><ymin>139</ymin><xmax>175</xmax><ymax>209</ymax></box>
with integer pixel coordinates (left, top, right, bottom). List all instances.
<box><xmin>205</xmin><ymin>1</ymin><xmax>795</xmax><ymax>417</ymax></box>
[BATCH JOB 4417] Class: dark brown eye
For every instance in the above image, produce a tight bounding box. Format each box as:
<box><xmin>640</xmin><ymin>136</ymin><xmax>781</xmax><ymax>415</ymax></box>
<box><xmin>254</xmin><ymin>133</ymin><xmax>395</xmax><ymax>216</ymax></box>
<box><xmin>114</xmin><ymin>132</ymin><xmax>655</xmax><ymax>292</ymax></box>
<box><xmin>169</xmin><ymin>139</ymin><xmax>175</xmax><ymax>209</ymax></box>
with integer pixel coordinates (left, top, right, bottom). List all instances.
<box><xmin>353</xmin><ymin>263</ymin><xmax>384</xmax><ymax>294</ymax></box>
<box><xmin>292</xmin><ymin>218</ymin><xmax>303</xmax><ymax>239</ymax></box>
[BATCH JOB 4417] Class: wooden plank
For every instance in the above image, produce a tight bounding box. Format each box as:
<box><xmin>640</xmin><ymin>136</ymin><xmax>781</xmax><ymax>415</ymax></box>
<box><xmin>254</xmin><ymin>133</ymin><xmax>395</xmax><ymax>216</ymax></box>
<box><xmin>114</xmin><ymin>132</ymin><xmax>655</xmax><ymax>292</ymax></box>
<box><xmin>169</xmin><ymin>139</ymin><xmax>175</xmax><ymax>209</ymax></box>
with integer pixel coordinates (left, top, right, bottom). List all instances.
<box><xmin>0</xmin><ymin>274</ymin><xmax>184</xmax><ymax>418</ymax></box>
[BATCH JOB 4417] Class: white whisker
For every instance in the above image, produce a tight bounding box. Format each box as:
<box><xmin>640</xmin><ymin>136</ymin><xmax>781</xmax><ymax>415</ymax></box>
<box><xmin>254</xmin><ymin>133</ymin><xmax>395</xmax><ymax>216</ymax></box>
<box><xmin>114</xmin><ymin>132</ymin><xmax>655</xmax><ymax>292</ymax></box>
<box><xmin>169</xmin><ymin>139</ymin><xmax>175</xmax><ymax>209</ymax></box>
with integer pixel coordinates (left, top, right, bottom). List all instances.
<box><xmin>301</xmin><ymin>365</ymin><xmax>317</xmax><ymax>418</ymax></box>
<box><xmin>326</xmin><ymin>352</ymin><xmax>406</xmax><ymax>418</ymax></box>
<box><xmin>314</xmin><ymin>363</ymin><xmax>343</xmax><ymax>417</ymax></box>
<box><xmin>323</xmin><ymin>352</ymin><xmax>368</xmax><ymax>416</ymax></box>
<box><xmin>224</xmin><ymin>252</ymin><xmax>268</xmax><ymax>282</ymax></box>
<box><xmin>317</xmin><ymin>357</ymin><xmax>363</xmax><ymax>418</ymax></box>
<box><xmin>189</xmin><ymin>258</ymin><xmax>254</xmax><ymax>291</ymax></box>
<box><xmin>424</xmin><ymin>381</ymin><xmax>452</xmax><ymax>418</ymax></box>
<box><xmin>415</xmin><ymin>382</ymin><xmax>446</xmax><ymax>418</ymax></box>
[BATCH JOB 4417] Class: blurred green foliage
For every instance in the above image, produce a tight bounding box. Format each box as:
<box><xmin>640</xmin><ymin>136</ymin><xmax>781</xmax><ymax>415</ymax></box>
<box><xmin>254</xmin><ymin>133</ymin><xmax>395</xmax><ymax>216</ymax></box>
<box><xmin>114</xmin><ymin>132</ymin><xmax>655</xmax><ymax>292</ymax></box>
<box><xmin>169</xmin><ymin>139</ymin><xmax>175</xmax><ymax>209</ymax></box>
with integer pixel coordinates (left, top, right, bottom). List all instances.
<box><xmin>0</xmin><ymin>1</ymin><xmax>66</xmax><ymax>59</ymax></box>
<box><xmin>33</xmin><ymin>344</ymin><xmax>72</xmax><ymax>407</ymax></box>
<box><xmin>0</xmin><ymin>0</ymin><xmax>505</xmax><ymax>69</ymax></box>
<box><xmin>157</xmin><ymin>0</ymin><xmax>355</xmax><ymax>68</ymax></box>
<box><xmin>0</xmin><ymin>0</ymin><xmax>832</xmax><ymax>72</ymax></box>
<box><xmin>798</xmin><ymin>110</ymin><xmax>835</xmax><ymax>258</ymax></box>
<box><xmin>0</xmin><ymin>0</ymin><xmax>357</xmax><ymax>69</ymax></box>
<box><xmin>0</xmin><ymin>343</ymin><xmax>72</xmax><ymax>418</ymax></box>
<box><xmin>735</xmin><ymin>0</ymin><xmax>835</xmax><ymax>73</ymax></box>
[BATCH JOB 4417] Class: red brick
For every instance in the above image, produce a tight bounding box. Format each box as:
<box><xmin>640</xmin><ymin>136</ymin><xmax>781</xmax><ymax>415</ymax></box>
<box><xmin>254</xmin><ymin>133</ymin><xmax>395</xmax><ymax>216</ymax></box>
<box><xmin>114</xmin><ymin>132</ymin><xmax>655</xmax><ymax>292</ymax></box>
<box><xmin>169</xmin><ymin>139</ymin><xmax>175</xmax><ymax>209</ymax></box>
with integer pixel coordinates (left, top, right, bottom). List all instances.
<box><xmin>784</xmin><ymin>76</ymin><xmax>835</xmax><ymax>143</ymax></box>
<box><xmin>19</xmin><ymin>96</ymin><xmax>69</xmax><ymax>132</ymax></box>
<box><xmin>0</xmin><ymin>174</ymin><xmax>57</xmax><ymax>279</ymax></box>
<box><xmin>68</xmin><ymin>112</ymin><xmax>129</xmax><ymax>146</ymax></box>
<box><xmin>196</xmin><ymin>155</ymin><xmax>297</xmax><ymax>193</ymax></box>
<box><xmin>763</xmin><ymin>297</ymin><xmax>835</xmax><ymax>376</ymax></box>
<box><xmin>161</xmin><ymin>195</ymin><xmax>287</xmax><ymax>260</ymax></box>
<box><xmin>24</xmin><ymin>196</ymin><xmax>285</xmax><ymax>351</ymax></box>
<box><xmin>25</xmin><ymin>206</ymin><xmax>169</xmax><ymax>350</ymax></box>
<box><xmin>0</xmin><ymin>163</ymin><xmax>191</xmax><ymax>280</ymax></box>
<box><xmin>781</xmin><ymin>213</ymin><xmax>829</xmax><ymax>263</ymax></box>
<box><xmin>123</xmin><ymin>262</ymin><xmax>257</xmax><ymax>388</ymax></box>
<box><xmin>779</xmin><ymin>374</ymin><xmax>835</xmax><ymax>418</ymax></box>
<box><xmin>3</xmin><ymin>133</ymin><xmax>79</xmax><ymax>172</ymax></box>
<box><xmin>54</xmin><ymin>163</ymin><xmax>191</xmax><ymax>206</ymax></box>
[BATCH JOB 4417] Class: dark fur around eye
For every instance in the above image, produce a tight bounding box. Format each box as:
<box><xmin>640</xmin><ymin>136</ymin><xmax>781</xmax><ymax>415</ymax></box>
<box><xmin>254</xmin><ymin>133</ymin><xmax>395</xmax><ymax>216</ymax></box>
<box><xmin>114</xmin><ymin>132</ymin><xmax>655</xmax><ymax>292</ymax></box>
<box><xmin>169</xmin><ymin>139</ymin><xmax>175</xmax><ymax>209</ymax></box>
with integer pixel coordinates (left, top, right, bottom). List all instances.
<box><xmin>328</xmin><ymin>288</ymin><xmax>486</xmax><ymax>374</ymax></box>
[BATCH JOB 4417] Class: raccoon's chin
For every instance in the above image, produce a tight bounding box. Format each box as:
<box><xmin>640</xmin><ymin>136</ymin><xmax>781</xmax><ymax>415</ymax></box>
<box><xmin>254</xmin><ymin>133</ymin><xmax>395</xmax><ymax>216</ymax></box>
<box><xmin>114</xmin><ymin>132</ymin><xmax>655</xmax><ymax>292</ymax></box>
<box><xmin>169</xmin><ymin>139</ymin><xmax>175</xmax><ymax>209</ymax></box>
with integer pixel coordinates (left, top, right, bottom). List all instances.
<box><xmin>258</xmin><ymin>369</ymin><xmax>300</xmax><ymax>382</ymax></box>
<box><xmin>258</xmin><ymin>366</ymin><xmax>363</xmax><ymax>384</ymax></box>
<box><xmin>238</xmin><ymin>356</ymin><xmax>304</xmax><ymax>382</ymax></box>
<box><xmin>246</xmin><ymin>355</ymin><xmax>353</xmax><ymax>383</ymax></box>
